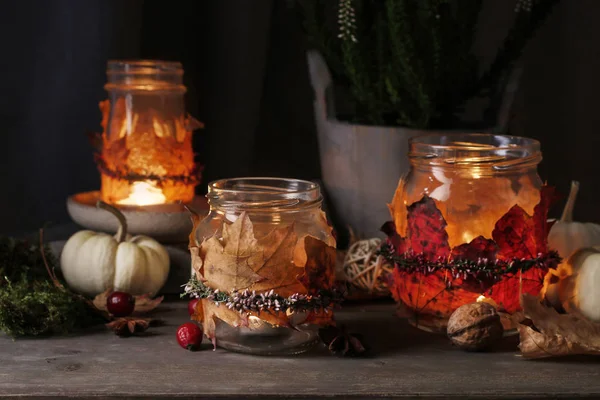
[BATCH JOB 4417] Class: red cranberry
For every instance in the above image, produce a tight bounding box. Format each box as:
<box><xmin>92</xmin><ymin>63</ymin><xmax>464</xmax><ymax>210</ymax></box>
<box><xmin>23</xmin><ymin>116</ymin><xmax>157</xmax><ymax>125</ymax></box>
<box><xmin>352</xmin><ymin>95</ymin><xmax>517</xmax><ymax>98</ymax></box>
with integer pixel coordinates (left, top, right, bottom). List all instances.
<box><xmin>177</xmin><ymin>322</ymin><xmax>203</xmax><ymax>351</ymax></box>
<box><xmin>188</xmin><ymin>298</ymin><xmax>200</xmax><ymax>317</ymax></box>
<box><xmin>106</xmin><ymin>291</ymin><xmax>135</xmax><ymax>317</ymax></box>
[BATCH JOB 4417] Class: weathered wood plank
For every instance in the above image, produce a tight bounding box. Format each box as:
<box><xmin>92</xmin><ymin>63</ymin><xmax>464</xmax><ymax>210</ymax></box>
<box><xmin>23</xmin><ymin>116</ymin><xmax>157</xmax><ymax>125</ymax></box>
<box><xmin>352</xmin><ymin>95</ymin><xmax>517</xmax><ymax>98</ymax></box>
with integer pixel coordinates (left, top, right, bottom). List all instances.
<box><xmin>1</xmin><ymin>302</ymin><xmax>599</xmax><ymax>399</ymax></box>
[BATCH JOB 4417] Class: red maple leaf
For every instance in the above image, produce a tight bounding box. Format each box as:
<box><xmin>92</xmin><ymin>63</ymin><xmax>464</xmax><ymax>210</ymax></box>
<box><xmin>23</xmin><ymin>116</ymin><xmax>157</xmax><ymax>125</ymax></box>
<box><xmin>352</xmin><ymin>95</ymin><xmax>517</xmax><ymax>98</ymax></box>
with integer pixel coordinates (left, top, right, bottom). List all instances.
<box><xmin>491</xmin><ymin>205</ymin><xmax>536</xmax><ymax>260</ymax></box>
<box><xmin>381</xmin><ymin>221</ymin><xmax>409</xmax><ymax>255</ymax></box>
<box><xmin>389</xmin><ymin>268</ymin><xmax>480</xmax><ymax>317</ymax></box>
<box><xmin>485</xmin><ymin>267</ymin><xmax>547</xmax><ymax>313</ymax></box>
<box><xmin>406</xmin><ymin>196</ymin><xmax>450</xmax><ymax>260</ymax></box>
<box><xmin>451</xmin><ymin>236</ymin><xmax>498</xmax><ymax>261</ymax></box>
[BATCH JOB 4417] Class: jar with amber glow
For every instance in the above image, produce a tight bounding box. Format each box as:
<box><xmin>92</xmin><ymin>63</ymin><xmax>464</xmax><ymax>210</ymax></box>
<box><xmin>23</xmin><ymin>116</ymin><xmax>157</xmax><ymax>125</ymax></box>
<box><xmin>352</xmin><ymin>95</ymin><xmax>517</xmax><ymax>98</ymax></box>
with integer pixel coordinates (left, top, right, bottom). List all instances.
<box><xmin>383</xmin><ymin>134</ymin><xmax>559</xmax><ymax>332</ymax></box>
<box><xmin>98</xmin><ymin>60</ymin><xmax>199</xmax><ymax>206</ymax></box>
<box><xmin>187</xmin><ymin>178</ymin><xmax>338</xmax><ymax>355</ymax></box>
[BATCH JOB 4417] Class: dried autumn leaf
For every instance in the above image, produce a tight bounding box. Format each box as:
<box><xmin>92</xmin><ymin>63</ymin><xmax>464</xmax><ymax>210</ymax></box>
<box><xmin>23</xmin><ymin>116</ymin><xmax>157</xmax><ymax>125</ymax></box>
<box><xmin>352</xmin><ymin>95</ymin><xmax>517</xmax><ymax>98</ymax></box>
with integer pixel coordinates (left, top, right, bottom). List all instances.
<box><xmin>193</xmin><ymin>299</ymin><xmax>249</xmax><ymax>349</ymax></box>
<box><xmin>485</xmin><ymin>267</ymin><xmax>547</xmax><ymax>314</ymax></box>
<box><xmin>132</xmin><ymin>294</ymin><xmax>164</xmax><ymax>313</ymax></box>
<box><xmin>517</xmin><ymin>293</ymin><xmax>600</xmax><ymax>359</ymax></box>
<box><xmin>492</xmin><ymin>205</ymin><xmax>536</xmax><ymax>260</ymax></box>
<box><xmin>380</xmin><ymin>221</ymin><xmax>409</xmax><ymax>255</ymax></box>
<box><xmin>202</xmin><ymin>236</ymin><xmax>264</xmax><ymax>291</ymax></box>
<box><xmin>388</xmin><ymin>268</ymin><xmax>479</xmax><ymax>320</ymax></box>
<box><xmin>387</xmin><ymin>177</ymin><xmax>408</xmax><ymax>236</ymax></box>
<box><xmin>297</xmin><ymin>236</ymin><xmax>337</xmax><ymax>294</ymax></box>
<box><xmin>248</xmin><ymin>224</ymin><xmax>305</xmax><ymax>297</ymax></box>
<box><xmin>186</xmin><ymin>205</ymin><xmax>205</xmax><ymax>280</ymax></box>
<box><xmin>451</xmin><ymin>236</ymin><xmax>498</xmax><ymax>262</ymax></box>
<box><xmin>532</xmin><ymin>185</ymin><xmax>560</xmax><ymax>255</ymax></box>
<box><xmin>406</xmin><ymin>196</ymin><xmax>450</xmax><ymax>260</ymax></box>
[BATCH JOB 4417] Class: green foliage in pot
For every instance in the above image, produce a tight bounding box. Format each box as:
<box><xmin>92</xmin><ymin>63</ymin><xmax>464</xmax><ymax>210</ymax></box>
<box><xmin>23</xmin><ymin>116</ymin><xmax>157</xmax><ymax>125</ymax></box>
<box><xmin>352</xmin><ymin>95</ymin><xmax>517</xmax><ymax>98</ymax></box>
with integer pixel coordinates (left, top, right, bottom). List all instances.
<box><xmin>296</xmin><ymin>0</ymin><xmax>559</xmax><ymax>129</ymax></box>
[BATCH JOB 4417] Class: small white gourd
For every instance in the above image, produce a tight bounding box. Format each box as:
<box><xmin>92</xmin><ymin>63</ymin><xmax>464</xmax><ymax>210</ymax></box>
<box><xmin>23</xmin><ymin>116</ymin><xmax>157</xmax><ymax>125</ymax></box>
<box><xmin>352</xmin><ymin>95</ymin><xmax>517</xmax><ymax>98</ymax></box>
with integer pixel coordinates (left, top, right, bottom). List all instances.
<box><xmin>548</xmin><ymin>181</ymin><xmax>600</xmax><ymax>260</ymax></box>
<box><xmin>545</xmin><ymin>246</ymin><xmax>600</xmax><ymax>322</ymax></box>
<box><xmin>60</xmin><ymin>201</ymin><xmax>170</xmax><ymax>297</ymax></box>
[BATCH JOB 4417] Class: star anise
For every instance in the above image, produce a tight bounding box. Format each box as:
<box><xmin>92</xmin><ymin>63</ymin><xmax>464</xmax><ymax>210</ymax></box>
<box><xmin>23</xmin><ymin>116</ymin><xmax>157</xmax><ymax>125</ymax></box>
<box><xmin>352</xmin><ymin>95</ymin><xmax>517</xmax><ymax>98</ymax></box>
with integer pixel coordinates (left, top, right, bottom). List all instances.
<box><xmin>318</xmin><ymin>325</ymin><xmax>368</xmax><ymax>357</ymax></box>
<box><xmin>106</xmin><ymin>317</ymin><xmax>151</xmax><ymax>337</ymax></box>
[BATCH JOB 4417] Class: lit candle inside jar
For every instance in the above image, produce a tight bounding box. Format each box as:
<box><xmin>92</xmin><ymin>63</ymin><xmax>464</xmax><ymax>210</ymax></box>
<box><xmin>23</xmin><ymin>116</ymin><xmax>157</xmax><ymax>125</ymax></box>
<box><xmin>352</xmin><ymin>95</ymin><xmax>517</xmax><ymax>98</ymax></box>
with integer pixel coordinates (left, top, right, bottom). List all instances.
<box><xmin>116</xmin><ymin>181</ymin><xmax>166</xmax><ymax>206</ymax></box>
<box><xmin>476</xmin><ymin>294</ymin><xmax>499</xmax><ymax>308</ymax></box>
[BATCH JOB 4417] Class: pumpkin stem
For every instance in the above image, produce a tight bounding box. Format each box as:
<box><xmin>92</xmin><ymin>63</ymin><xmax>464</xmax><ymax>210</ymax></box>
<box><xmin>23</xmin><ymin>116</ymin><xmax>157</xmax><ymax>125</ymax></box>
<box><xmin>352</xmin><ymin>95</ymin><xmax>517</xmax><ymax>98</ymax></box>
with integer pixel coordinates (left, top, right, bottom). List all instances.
<box><xmin>97</xmin><ymin>201</ymin><xmax>128</xmax><ymax>243</ymax></box>
<box><xmin>560</xmin><ymin>181</ymin><xmax>579</xmax><ymax>222</ymax></box>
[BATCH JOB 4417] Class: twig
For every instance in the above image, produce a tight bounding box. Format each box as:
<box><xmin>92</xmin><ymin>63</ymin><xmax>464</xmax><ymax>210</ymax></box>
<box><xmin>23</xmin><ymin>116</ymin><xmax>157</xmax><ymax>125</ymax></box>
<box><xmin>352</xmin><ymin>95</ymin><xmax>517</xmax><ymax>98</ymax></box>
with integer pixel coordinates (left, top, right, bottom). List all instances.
<box><xmin>38</xmin><ymin>228</ymin><xmax>62</xmax><ymax>289</ymax></box>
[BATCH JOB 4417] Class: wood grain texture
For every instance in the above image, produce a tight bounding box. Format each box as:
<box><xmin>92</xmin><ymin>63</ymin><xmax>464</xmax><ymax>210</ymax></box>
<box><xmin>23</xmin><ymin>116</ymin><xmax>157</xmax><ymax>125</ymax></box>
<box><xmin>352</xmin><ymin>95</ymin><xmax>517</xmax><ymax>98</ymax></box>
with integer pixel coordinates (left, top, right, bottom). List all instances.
<box><xmin>1</xmin><ymin>302</ymin><xmax>600</xmax><ymax>399</ymax></box>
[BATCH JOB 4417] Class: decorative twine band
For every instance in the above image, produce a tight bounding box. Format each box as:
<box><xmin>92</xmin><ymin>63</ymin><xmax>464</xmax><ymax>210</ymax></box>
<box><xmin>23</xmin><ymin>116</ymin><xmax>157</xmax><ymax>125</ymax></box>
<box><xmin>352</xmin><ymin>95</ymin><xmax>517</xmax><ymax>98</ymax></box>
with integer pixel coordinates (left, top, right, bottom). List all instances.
<box><xmin>94</xmin><ymin>155</ymin><xmax>202</xmax><ymax>185</ymax></box>
<box><xmin>378</xmin><ymin>244</ymin><xmax>560</xmax><ymax>283</ymax></box>
<box><xmin>182</xmin><ymin>277</ymin><xmax>345</xmax><ymax>315</ymax></box>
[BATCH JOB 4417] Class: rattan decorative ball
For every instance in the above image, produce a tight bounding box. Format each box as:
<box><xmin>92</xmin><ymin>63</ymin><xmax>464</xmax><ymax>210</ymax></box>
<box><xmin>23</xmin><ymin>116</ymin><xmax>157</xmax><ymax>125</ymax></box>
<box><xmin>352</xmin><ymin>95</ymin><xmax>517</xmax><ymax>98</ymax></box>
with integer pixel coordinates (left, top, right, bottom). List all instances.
<box><xmin>343</xmin><ymin>238</ymin><xmax>393</xmax><ymax>295</ymax></box>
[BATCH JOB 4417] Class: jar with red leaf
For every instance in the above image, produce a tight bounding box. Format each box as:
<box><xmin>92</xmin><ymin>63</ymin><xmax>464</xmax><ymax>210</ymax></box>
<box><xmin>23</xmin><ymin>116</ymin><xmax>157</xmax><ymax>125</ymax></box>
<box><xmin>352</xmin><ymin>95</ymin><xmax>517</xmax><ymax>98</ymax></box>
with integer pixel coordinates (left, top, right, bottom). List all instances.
<box><xmin>382</xmin><ymin>134</ymin><xmax>560</xmax><ymax>332</ymax></box>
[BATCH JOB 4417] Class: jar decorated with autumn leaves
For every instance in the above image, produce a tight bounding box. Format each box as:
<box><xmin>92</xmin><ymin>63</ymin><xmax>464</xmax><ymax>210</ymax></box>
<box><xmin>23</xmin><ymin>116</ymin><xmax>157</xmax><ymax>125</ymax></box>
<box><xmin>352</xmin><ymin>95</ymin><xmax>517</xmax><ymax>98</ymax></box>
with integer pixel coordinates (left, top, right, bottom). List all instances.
<box><xmin>380</xmin><ymin>134</ymin><xmax>560</xmax><ymax>332</ymax></box>
<box><xmin>184</xmin><ymin>178</ymin><xmax>339</xmax><ymax>355</ymax></box>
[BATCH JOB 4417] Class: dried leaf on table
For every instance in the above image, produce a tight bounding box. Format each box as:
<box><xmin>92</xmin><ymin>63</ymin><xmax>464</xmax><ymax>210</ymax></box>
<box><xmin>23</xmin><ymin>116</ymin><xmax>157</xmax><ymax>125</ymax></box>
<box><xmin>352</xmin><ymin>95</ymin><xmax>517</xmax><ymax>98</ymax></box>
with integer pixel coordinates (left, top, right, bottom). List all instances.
<box><xmin>131</xmin><ymin>294</ymin><xmax>164</xmax><ymax>313</ymax></box>
<box><xmin>93</xmin><ymin>290</ymin><xmax>163</xmax><ymax>315</ymax></box>
<box><xmin>516</xmin><ymin>293</ymin><xmax>600</xmax><ymax>359</ymax></box>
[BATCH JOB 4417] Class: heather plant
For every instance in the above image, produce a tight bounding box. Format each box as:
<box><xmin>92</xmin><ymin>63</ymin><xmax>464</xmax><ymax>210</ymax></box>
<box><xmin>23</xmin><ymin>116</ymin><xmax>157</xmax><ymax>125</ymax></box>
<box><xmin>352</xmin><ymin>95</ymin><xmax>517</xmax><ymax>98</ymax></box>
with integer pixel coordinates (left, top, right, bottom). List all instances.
<box><xmin>296</xmin><ymin>0</ymin><xmax>559</xmax><ymax>129</ymax></box>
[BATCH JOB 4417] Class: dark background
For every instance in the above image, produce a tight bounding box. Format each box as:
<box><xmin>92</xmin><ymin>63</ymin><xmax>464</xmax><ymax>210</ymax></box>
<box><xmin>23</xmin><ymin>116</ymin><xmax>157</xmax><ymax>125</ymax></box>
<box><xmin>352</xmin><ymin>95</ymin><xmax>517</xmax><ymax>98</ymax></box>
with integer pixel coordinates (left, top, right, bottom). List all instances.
<box><xmin>0</xmin><ymin>0</ymin><xmax>597</xmax><ymax>236</ymax></box>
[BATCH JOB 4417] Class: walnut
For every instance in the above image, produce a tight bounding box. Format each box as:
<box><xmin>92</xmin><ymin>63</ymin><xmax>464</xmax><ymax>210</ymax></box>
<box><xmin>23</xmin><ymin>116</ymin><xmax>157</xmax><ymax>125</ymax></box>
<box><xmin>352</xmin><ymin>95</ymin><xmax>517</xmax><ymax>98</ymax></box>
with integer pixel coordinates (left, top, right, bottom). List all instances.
<box><xmin>447</xmin><ymin>302</ymin><xmax>503</xmax><ymax>351</ymax></box>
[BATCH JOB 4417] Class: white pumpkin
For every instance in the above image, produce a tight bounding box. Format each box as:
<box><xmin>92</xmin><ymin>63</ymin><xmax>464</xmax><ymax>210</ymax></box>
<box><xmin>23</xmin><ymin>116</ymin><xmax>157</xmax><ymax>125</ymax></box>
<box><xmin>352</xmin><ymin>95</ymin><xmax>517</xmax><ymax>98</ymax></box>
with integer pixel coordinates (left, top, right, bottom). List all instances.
<box><xmin>545</xmin><ymin>246</ymin><xmax>600</xmax><ymax>322</ymax></box>
<box><xmin>60</xmin><ymin>201</ymin><xmax>170</xmax><ymax>297</ymax></box>
<box><xmin>548</xmin><ymin>181</ymin><xmax>600</xmax><ymax>260</ymax></box>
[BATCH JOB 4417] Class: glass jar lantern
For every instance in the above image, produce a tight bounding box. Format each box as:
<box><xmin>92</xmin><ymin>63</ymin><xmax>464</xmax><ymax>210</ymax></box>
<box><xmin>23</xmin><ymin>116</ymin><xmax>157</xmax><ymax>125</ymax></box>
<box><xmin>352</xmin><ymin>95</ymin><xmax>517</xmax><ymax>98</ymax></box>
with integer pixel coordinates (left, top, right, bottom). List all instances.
<box><xmin>384</xmin><ymin>134</ymin><xmax>558</xmax><ymax>332</ymax></box>
<box><xmin>98</xmin><ymin>60</ymin><xmax>198</xmax><ymax>206</ymax></box>
<box><xmin>191</xmin><ymin>178</ymin><xmax>337</xmax><ymax>355</ymax></box>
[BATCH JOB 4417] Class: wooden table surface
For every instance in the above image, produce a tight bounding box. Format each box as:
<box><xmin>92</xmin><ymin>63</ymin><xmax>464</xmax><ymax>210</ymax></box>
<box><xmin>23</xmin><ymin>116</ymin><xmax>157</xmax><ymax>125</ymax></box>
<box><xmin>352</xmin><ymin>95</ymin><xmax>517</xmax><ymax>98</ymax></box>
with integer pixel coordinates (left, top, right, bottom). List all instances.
<box><xmin>1</xmin><ymin>301</ymin><xmax>600</xmax><ymax>399</ymax></box>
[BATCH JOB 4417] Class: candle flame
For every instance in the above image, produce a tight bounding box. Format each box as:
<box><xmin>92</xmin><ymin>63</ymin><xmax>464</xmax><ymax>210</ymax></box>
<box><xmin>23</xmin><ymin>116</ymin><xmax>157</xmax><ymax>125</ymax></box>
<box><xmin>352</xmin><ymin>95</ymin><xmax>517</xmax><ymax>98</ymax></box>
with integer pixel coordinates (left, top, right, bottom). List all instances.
<box><xmin>462</xmin><ymin>231</ymin><xmax>475</xmax><ymax>243</ymax></box>
<box><xmin>116</xmin><ymin>181</ymin><xmax>166</xmax><ymax>206</ymax></box>
<box><xmin>476</xmin><ymin>295</ymin><xmax>499</xmax><ymax>308</ymax></box>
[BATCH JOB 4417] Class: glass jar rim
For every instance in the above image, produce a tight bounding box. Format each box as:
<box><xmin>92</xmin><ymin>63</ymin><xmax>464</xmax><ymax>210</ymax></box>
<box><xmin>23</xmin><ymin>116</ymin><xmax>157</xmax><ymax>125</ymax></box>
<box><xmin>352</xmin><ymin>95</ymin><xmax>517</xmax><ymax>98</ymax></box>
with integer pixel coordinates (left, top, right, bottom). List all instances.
<box><xmin>107</xmin><ymin>59</ymin><xmax>183</xmax><ymax>74</ymax></box>
<box><xmin>409</xmin><ymin>133</ymin><xmax>542</xmax><ymax>171</ymax></box>
<box><xmin>207</xmin><ymin>177</ymin><xmax>323</xmax><ymax>212</ymax></box>
<box><xmin>409</xmin><ymin>133</ymin><xmax>540</xmax><ymax>152</ymax></box>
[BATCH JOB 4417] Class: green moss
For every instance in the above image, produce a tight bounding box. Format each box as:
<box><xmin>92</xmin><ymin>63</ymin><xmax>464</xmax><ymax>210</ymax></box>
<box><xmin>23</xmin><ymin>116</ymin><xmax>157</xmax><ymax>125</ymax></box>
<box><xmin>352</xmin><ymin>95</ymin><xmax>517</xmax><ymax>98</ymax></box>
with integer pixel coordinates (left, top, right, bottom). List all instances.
<box><xmin>0</xmin><ymin>237</ymin><xmax>102</xmax><ymax>337</ymax></box>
